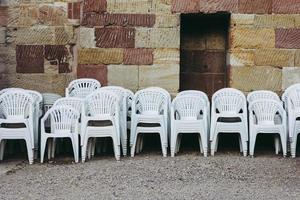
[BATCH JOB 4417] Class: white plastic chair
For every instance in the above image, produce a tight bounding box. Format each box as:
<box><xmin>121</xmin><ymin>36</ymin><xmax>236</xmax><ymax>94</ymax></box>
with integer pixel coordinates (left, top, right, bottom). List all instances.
<box><xmin>210</xmin><ymin>88</ymin><xmax>248</xmax><ymax>156</ymax></box>
<box><xmin>130</xmin><ymin>88</ymin><xmax>169</xmax><ymax>157</ymax></box>
<box><xmin>65</xmin><ymin>78</ymin><xmax>101</xmax><ymax>98</ymax></box>
<box><xmin>81</xmin><ymin>90</ymin><xmax>120</xmax><ymax>162</ymax></box>
<box><xmin>100</xmin><ymin>86</ymin><xmax>127</xmax><ymax>156</ymax></box>
<box><xmin>40</xmin><ymin>106</ymin><xmax>80</xmax><ymax>163</ymax></box>
<box><xmin>286</xmin><ymin>87</ymin><xmax>300</xmax><ymax>157</ymax></box>
<box><xmin>0</xmin><ymin>90</ymin><xmax>35</xmax><ymax>164</ymax></box>
<box><xmin>249</xmin><ymin>99</ymin><xmax>287</xmax><ymax>157</ymax></box>
<box><xmin>171</xmin><ymin>95</ymin><xmax>208</xmax><ymax>157</ymax></box>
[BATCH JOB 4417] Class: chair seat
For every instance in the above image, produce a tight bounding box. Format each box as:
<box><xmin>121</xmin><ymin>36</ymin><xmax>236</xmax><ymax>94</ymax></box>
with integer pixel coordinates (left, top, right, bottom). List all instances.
<box><xmin>217</xmin><ymin>117</ymin><xmax>241</xmax><ymax>123</ymax></box>
<box><xmin>88</xmin><ymin>120</ymin><xmax>113</xmax><ymax>126</ymax></box>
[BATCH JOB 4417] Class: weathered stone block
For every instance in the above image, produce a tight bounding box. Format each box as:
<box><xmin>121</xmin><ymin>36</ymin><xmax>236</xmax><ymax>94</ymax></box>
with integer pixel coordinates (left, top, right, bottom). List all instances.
<box><xmin>171</xmin><ymin>0</ymin><xmax>199</xmax><ymax>13</ymax></box>
<box><xmin>282</xmin><ymin>67</ymin><xmax>300</xmax><ymax>89</ymax></box>
<box><xmin>68</xmin><ymin>2</ymin><xmax>80</xmax><ymax>19</ymax></box>
<box><xmin>230</xmin><ymin>28</ymin><xmax>275</xmax><ymax>49</ymax></box>
<box><xmin>107</xmin><ymin>65</ymin><xmax>139</xmax><ymax>91</ymax></box>
<box><xmin>15</xmin><ymin>26</ymin><xmax>55</xmax><ymax>44</ymax></box>
<box><xmin>107</xmin><ymin>0</ymin><xmax>153</xmax><ymax>14</ymax></box>
<box><xmin>273</xmin><ymin>0</ymin><xmax>300</xmax><ymax>14</ymax></box>
<box><xmin>18</xmin><ymin>5</ymin><xmax>39</xmax><ymax>27</ymax></box>
<box><xmin>45</xmin><ymin>45</ymin><xmax>71</xmax><ymax>73</ymax></box>
<box><xmin>16</xmin><ymin>45</ymin><xmax>44</xmax><ymax>73</ymax></box>
<box><xmin>83</xmin><ymin>0</ymin><xmax>106</xmax><ymax>13</ymax></box>
<box><xmin>123</xmin><ymin>48</ymin><xmax>153</xmax><ymax>65</ymax></box>
<box><xmin>78</xmin><ymin>48</ymin><xmax>123</xmax><ymax>64</ymax></box>
<box><xmin>0</xmin><ymin>27</ymin><xmax>5</xmax><ymax>44</ymax></box>
<box><xmin>0</xmin><ymin>6</ymin><xmax>8</xmax><ymax>26</ymax></box>
<box><xmin>227</xmin><ymin>50</ymin><xmax>254</xmax><ymax>67</ymax></box>
<box><xmin>135</xmin><ymin>27</ymin><xmax>180</xmax><ymax>48</ymax></box>
<box><xmin>254</xmin><ymin>15</ymin><xmax>295</xmax><ymax>28</ymax></box>
<box><xmin>38</xmin><ymin>3</ymin><xmax>68</xmax><ymax>26</ymax></box>
<box><xmin>199</xmin><ymin>0</ymin><xmax>238</xmax><ymax>13</ymax></box>
<box><xmin>238</xmin><ymin>0</ymin><xmax>272</xmax><ymax>14</ymax></box>
<box><xmin>276</xmin><ymin>28</ymin><xmax>300</xmax><ymax>49</ymax></box>
<box><xmin>294</xmin><ymin>50</ymin><xmax>300</xmax><ymax>66</ymax></box>
<box><xmin>95</xmin><ymin>27</ymin><xmax>135</xmax><ymax>48</ymax></box>
<box><xmin>155</xmin><ymin>14</ymin><xmax>179</xmax><ymax>28</ymax></box>
<box><xmin>55</xmin><ymin>26</ymin><xmax>74</xmax><ymax>45</ymax></box>
<box><xmin>153</xmin><ymin>48</ymin><xmax>179</xmax><ymax>64</ymax></box>
<box><xmin>79</xmin><ymin>27</ymin><xmax>95</xmax><ymax>48</ymax></box>
<box><xmin>82</xmin><ymin>13</ymin><xmax>155</xmax><ymax>27</ymax></box>
<box><xmin>254</xmin><ymin>49</ymin><xmax>295</xmax><ymax>67</ymax></box>
<box><xmin>230</xmin><ymin>14</ymin><xmax>255</xmax><ymax>27</ymax></box>
<box><xmin>230</xmin><ymin>66</ymin><xmax>282</xmax><ymax>92</ymax></box>
<box><xmin>77</xmin><ymin>64</ymin><xmax>107</xmax><ymax>85</ymax></box>
<box><xmin>139</xmin><ymin>64</ymin><xmax>179</xmax><ymax>92</ymax></box>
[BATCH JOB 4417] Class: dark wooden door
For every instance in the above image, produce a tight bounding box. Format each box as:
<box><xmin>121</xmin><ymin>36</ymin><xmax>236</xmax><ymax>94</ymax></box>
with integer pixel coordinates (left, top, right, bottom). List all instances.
<box><xmin>180</xmin><ymin>14</ymin><xmax>229</xmax><ymax>98</ymax></box>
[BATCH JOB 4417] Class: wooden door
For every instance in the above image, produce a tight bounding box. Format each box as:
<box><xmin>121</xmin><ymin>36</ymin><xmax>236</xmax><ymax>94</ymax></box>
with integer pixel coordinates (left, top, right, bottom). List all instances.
<box><xmin>180</xmin><ymin>14</ymin><xmax>229</xmax><ymax>98</ymax></box>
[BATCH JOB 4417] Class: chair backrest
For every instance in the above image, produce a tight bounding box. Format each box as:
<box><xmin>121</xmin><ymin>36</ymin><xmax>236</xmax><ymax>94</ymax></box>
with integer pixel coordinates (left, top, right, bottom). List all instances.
<box><xmin>124</xmin><ymin>89</ymin><xmax>134</xmax><ymax>117</ymax></box>
<box><xmin>85</xmin><ymin>90</ymin><xmax>119</xmax><ymax>117</ymax></box>
<box><xmin>282</xmin><ymin>83</ymin><xmax>300</xmax><ymax>109</ymax></box>
<box><xmin>46</xmin><ymin>106</ymin><xmax>79</xmax><ymax>134</ymax></box>
<box><xmin>212</xmin><ymin>88</ymin><xmax>246</xmax><ymax>114</ymax></box>
<box><xmin>247</xmin><ymin>90</ymin><xmax>280</xmax><ymax>103</ymax></box>
<box><xmin>172</xmin><ymin>95</ymin><xmax>206</xmax><ymax>120</ymax></box>
<box><xmin>66</xmin><ymin>78</ymin><xmax>101</xmax><ymax>98</ymax></box>
<box><xmin>100</xmin><ymin>86</ymin><xmax>126</xmax><ymax>108</ymax></box>
<box><xmin>134</xmin><ymin>88</ymin><xmax>169</xmax><ymax>115</ymax></box>
<box><xmin>288</xmin><ymin>88</ymin><xmax>300</xmax><ymax>109</ymax></box>
<box><xmin>0</xmin><ymin>90</ymin><xmax>33</xmax><ymax>120</ymax></box>
<box><xmin>249</xmin><ymin>99</ymin><xmax>283</xmax><ymax>125</ymax></box>
<box><xmin>0</xmin><ymin>88</ymin><xmax>24</xmax><ymax>96</ymax></box>
<box><xmin>177</xmin><ymin>90</ymin><xmax>209</xmax><ymax>106</ymax></box>
<box><xmin>53</xmin><ymin>97</ymin><xmax>83</xmax><ymax>113</ymax></box>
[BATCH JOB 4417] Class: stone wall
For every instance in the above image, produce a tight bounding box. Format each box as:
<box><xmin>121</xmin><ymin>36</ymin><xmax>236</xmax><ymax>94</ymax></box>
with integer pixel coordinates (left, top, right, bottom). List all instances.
<box><xmin>1</xmin><ymin>0</ymin><xmax>300</xmax><ymax>95</ymax></box>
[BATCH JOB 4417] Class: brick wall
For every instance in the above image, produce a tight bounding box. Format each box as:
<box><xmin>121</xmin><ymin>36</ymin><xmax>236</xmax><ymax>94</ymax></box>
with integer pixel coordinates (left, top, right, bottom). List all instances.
<box><xmin>1</xmin><ymin>0</ymin><xmax>300</xmax><ymax>95</ymax></box>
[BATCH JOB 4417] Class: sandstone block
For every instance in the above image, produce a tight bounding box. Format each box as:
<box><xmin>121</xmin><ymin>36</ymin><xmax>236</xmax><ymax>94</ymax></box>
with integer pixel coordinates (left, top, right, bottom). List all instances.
<box><xmin>230</xmin><ymin>14</ymin><xmax>255</xmax><ymax>27</ymax></box>
<box><xmin>230</xmin><ymin>28</ymin><xmax>275</xmax><ymax>49</ymax></box>
<box><xmin>227</xmin><ymin>50</ymin><xmax>254</xmax><ymax>67</ymax></box>
<box><xmin>276</xmin><ymin>28</ymin><xmax>300</xmax><ymax>49</ymax></box>
<box><xmin>83</xmin><ymin>0</ymin><xmax>106</xmax><ymax>13</ymax></box>
<box><xmin>153</xmin><ymin>48</ymin><xmax>179</xmax><ymax>64</ymax></box>
<box><xmin>238</xmin><ymin>0</ymin><xmax>272</xmax><ymax>14</ymax></box>
<box><xmin>282</xmin><ymin>67</ymin><xmax>300</xmax><ymax>89</ymax></box>
<box><xmin>254</xmin><ymin>49</ymin><xmax>295</xmax><ymax>67</ymax></box>
<box><xmin>38</xmin><ymin>3</ymin><xmax>68</xmax><ymax>26</ymax></box>
<box><xmin>0</xmin><ymin>27</ymin><xmax>5</xmax><ymax>44</ymax></box>
<box><xmin>139</xmin><ymin>64</ymin><xmax>179</xmax><ymax>92</ymax></box>
<box><xmin>171</xmin><ymin>0</ymin><xmax>199</xmax><ymax>13</ymax></box>
<box><xmin>123</xmin><ymin>48</ymin><xmax>153</xmax><ymax>65</ymax></box>
<box><xmin>0</xmin><ymin>6</ymin><xmax>8</xmax><ymax>26</ymax></box>
<box><xmin>79</xmin><ymin>27</ymin><xmax>95</xmax><ymax>48</ymax></box>
<box><xmin>16</xmin><ymin>45</ymin><xmax>44</xmax><ymax>73</ymax></box>
<box><xmin>55</xmin><ymin>26</ymin><xmax>74</xmax><ymax>45</ymax></box>
<box><xmin>254</xmin><ymin>15</ymin><xmax>295</xmax><ymax>28</ymax></box>
<box><xmin>107</xmin><ymin>65</ymin><xmax>139</xmax><ymax>91</ymax></box>
<box><xmin>135</xmin><ymin>27</ymin><xmax>180</xmax><ymax>48</ymax></box>
<box><xmin>78</xmin><ymin>48</ymin><xmax>123</xmax><ymax>65</ymax></box>
<box><xmin>294</xmin><ymin>50</ymin><xmax>300</xmax><ymax>66</ymax></box>
<box><xmin>273</xmin><ymin>0</ymin><xmax>300</xmax><ymax>14</ymax></box>
<box><xmin>230</xmin><ymin>66</ymin><xmax>282</xmax><ymax>92</ymax></box>
<box><xmin>68</xmin><ymin>2</ymin><xmax>80</xmax><ymax>19</ymax></box>
<box><xmin>15</xmin><ymin>26</ymin><xmax>55</xmax><ymax>44</ymax></box>
<box><xmin>107</xmin><ymin>0</ymin><xmax>153</xmax><ymax>14</ymax></box>
<box><xmin>199</xmin><ymin>0</ymin><xmax>238</xmax><ymax>13</ymax></box>
<box><xmin>155</xmin><ymin>14</ymin><xmax>180</xmax><ymax>28</ymax></box>
<box><xmin>77</xmin><ymin>64</ymin><xmax>107</xmax><ymax>86</ymax></box>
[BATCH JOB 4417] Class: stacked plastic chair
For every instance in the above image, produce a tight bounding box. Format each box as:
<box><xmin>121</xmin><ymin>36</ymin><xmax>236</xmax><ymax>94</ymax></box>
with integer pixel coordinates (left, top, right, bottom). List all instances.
<box><xmin>210</xmin><ymin>88</ymin><xmax>248</xmax><ymax>156</ymax></box>
<box><xmin>171</xmin><ymin>95</ymin><xmax>208</xmax><ymax>157</ymax></box>
<box><xmin>66</xmin><ymin>78</ymin><xmax>101</xmax><ymax>98</ymax></box>
<box><xmin>130</xmin><ymin>87</ymin><xmax>169</xmax><ymax>157</ymax></box>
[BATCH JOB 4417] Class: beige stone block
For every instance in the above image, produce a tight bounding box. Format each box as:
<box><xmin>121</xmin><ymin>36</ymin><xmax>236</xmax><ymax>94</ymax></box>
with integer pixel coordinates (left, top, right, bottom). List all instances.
<box><xmin>155</xmin><ymin>14</ymin><xmax>180</xmax><ymax>28</ymax></box>
<box><xmin>15</xmin><ymin>26</ymin><xmax>55</xmax><ymax>44</ymax></box>
<box><xmin>294</xmin><ymin>50</ymin><xmax>300</xmax><ymax>66</ymax></box>
<box><xmin>230</xmin><ymin>14</ymin><xmax>255</xmax><ymax>27</ymax></box>
<box><xmin>153</xmin><ymin>48</ymin><xmax>179</xmax><ymax>64</ymax></box>
<box><xmin>0</xmin><ymin>28</ymin><xmax>6</xmax><ymax>44</ymax></box>
<box><xmin>230</xmin><ymin>66</ymin><xmax>282</xmax><ymax>92</ymax></box>
<box><xmin>55</xmin><ymin>26</ymin><xmax>74</xmax><ymax>45</ymax></box>
<box><xmin>139</xmin><ymin>64</ymin><xmax>179</xmax><ymax>92</ymax></box>
<box><xmin>254</xmin><ymin>15</ymin><xmax>295</xmax><ymax>28</ymax></box>
<box><xmin>230</xmin><ymin>28</ymin><xmax>275</xmax><ymax>49</ymax></box>
<box><xmin>7</xmin><ymin>6</ymin><xmax>19</xmax><ymax>27</ymax></box>
<box><xmin>78</xmin><ymin>48</ymin><xmax>123</xmax><ymax>64</ymax></box>
<box><xmin>152</xmin><ymin>0</ymin><xmax>172</xmax><ymax>13</ymax></box>
<box><xmin>0</xmin><ymin>45</ymin><xmax>16</xmax><ymax>74</ymax></box>
<box><xmin>282</xmin><ymin>67</ymin><xmax>300</xmax><ymax>90</ymax></box>
<box><xmin>107</xmin><ymin>0</ymin><xmax>153</xmax><ymax>13</ymax></box>
<box><xmin>227</xmin><ymin>50</ymin><xmax>254</xmax><ymax>67</ymax></box>
<box><xmin>135</xmin><ymin>27</ymin><xmax>180</xmax><ymax>48</ymax></box>
<box><xmin>255</xmin><ymin>49</ymin><xmax>295</xmax><ymax>67</ymax></box>
<box><xmin>79</xmin><ymin>27</ymin><xmax>95</xmax><ymax>48</ymax></box>
<box><xmin>293</xmin><ymin>15</ymin><xmax>300</xmax><ymax>28</ymax></box>
<box><xmin>107</xmin><ymin>65</ymin><xmax>139</xmax><ymax>91</ymax></box>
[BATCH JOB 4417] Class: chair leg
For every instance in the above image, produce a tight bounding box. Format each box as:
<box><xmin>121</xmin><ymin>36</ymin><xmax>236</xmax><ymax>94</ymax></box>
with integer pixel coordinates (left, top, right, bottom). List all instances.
<box><xmin>200</xmin><ymin>132</ymin><xmax>208</xmax><ymax>157</ymax></box>
<box><xmin>70</xmin><ymin>136</ymin><xmax>79</xmax><ymax>163</ymax></box>
<box><xmin>47</xmin><ymin>139</ymin><xmax>52</xmax><ymax>160</ymax></box>
<box><xmin>91</xmin><ymin>138</ymin><xmax>96</xmax><ymax>158</ymax></box>
<box><xmin>159</xmin><ymin>133</ymin><xmax>167</xmax><ymax>157</ymax></box>
<box><xmin>280</xmin><ymin>132</ymin><xmax>287</xmax><ymax>157</ymax></box>
<box><xmin>239</xmin><ymin>136</ymin><xmax>243</xmax><ymax>153</ymax></box>
<box><xmin>291</xmin><ymin>134</ymin><xmax>298</xmax><ymax>158</ymax></box>
<box><xmin>40</xmin><ymin>136</ymin><xmax>47</xmax><ymax>163</ymax></box>
<box><xmin>81</xmin><ymin>136</ymin><xmax>89</xmax><ymax>163</ymax></box>
<box><xmin>215</xmin><ymin>135</ymin><xmax>219</xmax><ymax>153</ymax></box>
<box><xmin>170</xmin><ymin>132</ymin><xmax>178</xmax><ymax>157</ymax></box>
<box><xmin>25</xmin><ymin>138</ymin><xmax>34</xmax><ymax>164</ymax></box>
<box><xmin>211</xmin><ymin>133</ymin><xmax>218</xmax><ymax>156</ymax></box>
<box><xmin>112</xmin><ymin>136</ymin><xmax>120</xmax><ymax>161</ymax></box>
<box><xmin>198</xmin><ymin>134</ymin><xmax>203</xmax><ymax>154</ymax></box>
<box><xmin>249</xmin><ymin>132</ymin><xmax>257</xmax><ymax>157</ymax></box>
<box><xmin>275</xmin><ymin>136</ymin><xmax>280</xmax><ymax>155</ymax></box>
<box><xmin>130</xmin><ymin>133</ymin><xmax>139</xmax><ymax>157</ymax></box>
<box><xmin>136</xmin><ymin>134</ymin><xmax>141</xmax><ymax>154</ymax></box>
<box><xmin>88</xmin><ymin>138</ymin><xmax>93</xmax><ymax>159</ymax></box>
<box><xmin>0</xmin><ymin>140</ymin><xmax>6</xmax><ymax>161</ymax></box>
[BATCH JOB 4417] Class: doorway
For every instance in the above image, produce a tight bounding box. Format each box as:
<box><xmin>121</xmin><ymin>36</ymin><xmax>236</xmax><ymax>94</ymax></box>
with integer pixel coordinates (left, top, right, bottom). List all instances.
<box><xmin>180</xmin><ymin>13</ymin><xmax>230</xmax><ymax>98</ymax></box>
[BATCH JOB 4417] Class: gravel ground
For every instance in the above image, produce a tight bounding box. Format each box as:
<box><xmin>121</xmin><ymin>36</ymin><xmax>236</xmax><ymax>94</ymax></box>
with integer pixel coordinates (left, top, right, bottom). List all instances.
<box><xmin>0</xmin><ymin>149</ymin><xmax>300</xmax><ymax>200</ymax></box>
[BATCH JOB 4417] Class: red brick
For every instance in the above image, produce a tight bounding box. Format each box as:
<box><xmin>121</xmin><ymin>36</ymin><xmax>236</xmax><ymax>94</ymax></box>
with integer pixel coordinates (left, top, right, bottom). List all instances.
<box><xmin>68</xmin><ymin>2</ymin><xmax>81</xmax><ymax>19</ymax></box>
<box><xmin>83</xmin><ymin>0</ymin><xmax>106</xmax><ymax>13</ymax></box>
<box><xmin>95</xmin><ymin>27</ymin><xmax>135</xmax><ymax>48</ymax></box>
<box><xmin>273</xmin><ymin>0</ymin><xmax>300</xmax><ymax>14</ymax></box>
<box><xmin>238</xmin><ymin>0</ymin><xmax>272</xmax><ymax>14</ymax></box>
<box><xmin>0</xmin><ymin>6</ymin><xmax>8</xmax><ymax>26</ymax></box>
<box><xmin>199</xmin><ymin>0</ymin><xmax>238</xmax><ymax>13</ymax></box>
<box><xmin>124</xmin><ymin>48</ymin><xmax>153</xmax><ymax>65</ymax></box>
<box><xmin>77</xmin><ymin>64</ymin><xmax>107</xmax><ymax>85</ymax></box>
<box><xmin>276</xmin><ymin>29</ymin><xmax>300</xmax><ymax>49</ymax></box>
<box><xmin>45</xmin><ymin>45</ymin><xmax>70</xmax><ymax>73</ymax></box>
<box><xmin>16</xmin><ymin>45</ymin><xmax>44</xmax><ymax>73</ymax></box>
<box><xmin>82</xmin><ymin>13</ymin><xmax>155</xmax><ymax>27</ymax></box>
<box><xmin>171</xmin><ymin>0</ymin><xmax>199</xmax><ymax>13</ymax></box>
